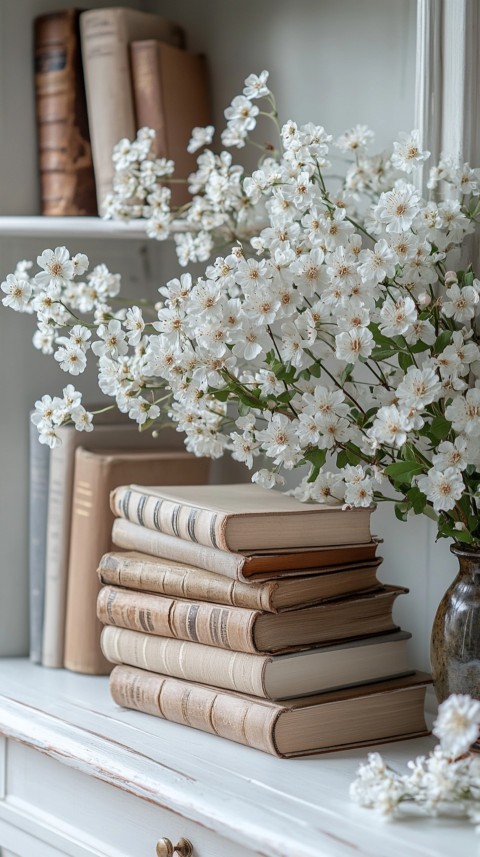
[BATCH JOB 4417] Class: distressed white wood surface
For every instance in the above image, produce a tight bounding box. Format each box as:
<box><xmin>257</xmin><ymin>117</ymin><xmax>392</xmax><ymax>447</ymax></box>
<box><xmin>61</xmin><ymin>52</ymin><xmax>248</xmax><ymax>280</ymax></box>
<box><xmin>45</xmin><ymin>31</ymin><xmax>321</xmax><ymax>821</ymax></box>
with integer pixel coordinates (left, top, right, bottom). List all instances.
<box><xmin>0</xmin><ymin>659</ymin><xmax>477</xmax><ymax>857</ymax></box>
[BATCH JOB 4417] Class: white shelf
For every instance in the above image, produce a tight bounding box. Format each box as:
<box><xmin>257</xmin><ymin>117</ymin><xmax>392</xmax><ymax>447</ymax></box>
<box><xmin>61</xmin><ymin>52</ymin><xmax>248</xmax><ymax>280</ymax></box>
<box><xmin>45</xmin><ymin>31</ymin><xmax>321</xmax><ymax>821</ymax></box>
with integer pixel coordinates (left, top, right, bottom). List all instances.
<box><xmin>0</xmin><ymin>216</ymin><xmax>187</xmax><ymax>240</ymax></box>
<box><xmin>0</xmin><ymin>658</ymin><xmax>476</xmax><ymax>857</ymax></box>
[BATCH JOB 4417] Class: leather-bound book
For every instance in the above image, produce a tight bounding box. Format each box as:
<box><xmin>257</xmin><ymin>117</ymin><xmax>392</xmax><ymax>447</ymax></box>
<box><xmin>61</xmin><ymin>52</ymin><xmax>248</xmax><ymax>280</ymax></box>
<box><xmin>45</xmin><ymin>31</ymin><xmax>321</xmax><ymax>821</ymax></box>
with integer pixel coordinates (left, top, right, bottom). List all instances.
<box><xmin>34</xmin><ymin>9</ymin><xmax>97</xmax><ymax>215</ymax></box>
<box><xmin>80</xmin><ymin>7</ymin><xmax>185</xmax><ymax>213</ymax></box>
<box><xmin>130</xmin><ymin>41</ymin><xmax>212</xmax><ymax>206</ymax></box>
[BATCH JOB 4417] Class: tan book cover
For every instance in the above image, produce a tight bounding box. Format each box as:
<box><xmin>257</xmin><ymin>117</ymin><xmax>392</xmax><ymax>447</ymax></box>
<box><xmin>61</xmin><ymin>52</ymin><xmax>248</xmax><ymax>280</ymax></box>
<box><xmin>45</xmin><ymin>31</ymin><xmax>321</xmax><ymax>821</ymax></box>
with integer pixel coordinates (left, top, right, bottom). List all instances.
<box><xmin>63</xmin><ymin>449</ymin><xmax>209</xmax><ymax>675</ymax></box>
<box><xmin>97</xmin><ymin>584</ymin><xmax>406</xmax><ymax>654</ymax></box>
<box><xmin>42</xmin><ymin>416</ymin><xmax>184</xmax><ymax>669</ymax></box>
<box><xmin>97</xmin><ymin>550</ymin><xmax>383</xmax><ymax>611</ymax></box>
<box><xmin>34</xmin><ymin>9</ymin><xmax>97</xmax><ymax>215</ymax></box>
<box><xmin>101</xmin><ymin>627</ymin><xmax>413</xmax><ymax>699</ymax></box>
<box><xmin>79</xmin><ymin>7</ymin><xmax>185</xmax><ymax>212</ymax></box>
<box><xmin>130</xmin><ymin>40</ymin><xmax>212</xmax><ymax>206</ymax></box>
<box><xmin>110</xmin><ymin>483</ymin><xmax>374</xmax><ymax>551</ymax></box>
<box><xmin>110</xmin><ymin>666</ymin><xmax>431</xmax><ymax>757</ymax></box>
<box><xmin>111</xmin><ymin>518</ymin><xmax>381</xmax><ymax>581</ymax></box>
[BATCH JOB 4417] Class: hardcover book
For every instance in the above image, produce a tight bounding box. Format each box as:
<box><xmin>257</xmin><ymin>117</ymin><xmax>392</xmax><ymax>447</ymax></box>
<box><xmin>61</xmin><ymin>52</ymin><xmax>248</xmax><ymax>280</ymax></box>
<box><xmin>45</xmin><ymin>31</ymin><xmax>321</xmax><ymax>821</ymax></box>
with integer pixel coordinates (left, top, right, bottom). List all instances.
<box><xmin>28</xmin><ymin>418</ymin><xmax>50</xmax><ymax>663</ymax></box>
<box><xmin>109</xmin><ymin>666</ymin><xmax>431</xmax><ymax>757</ymax></box>
<box><xmin>97</xmin><ymin>583</ymin><xmax>406</xmax><ymax>653</ymax></box>
<box><xmin>97</xmin><ymin>550</ymin><xmax>383</xmax><ymax>611</ymax></box>
<box><xmin>80</xmin><ymin>7</ymin><xmax>185</xmax><ymax>212</ymax></box>
<box><xmin>101</xmin><ymin>627</ymin><xmax>413</xmax><ymax>699</ymax></box>
<box><xmin>109</xmin><ymin>483</ymin><xmax>374</xmax><ymax>551</ymax></box>
<box><xmin>34</xmin><ymin>9</ymin><xmax>97</xmax><ymax>215</ymax></box>
<box><xmin>111</xmin><ymin>518</ymin><xmax>381</xmax><ymax>581</ymax></box>
<box><xmin>130</xmin><ymin>40</ymin><xmax>212</xmax><ymax>206</ymax></box>
<box><xmin>64</xmin><ymin>448</ymin><xmax>210</xmax><ymax>675</ymax></box>
<box><xmin>42</xmin><ymin>417</ymin><xmax>185</xmax><ymax>669</ymax></box>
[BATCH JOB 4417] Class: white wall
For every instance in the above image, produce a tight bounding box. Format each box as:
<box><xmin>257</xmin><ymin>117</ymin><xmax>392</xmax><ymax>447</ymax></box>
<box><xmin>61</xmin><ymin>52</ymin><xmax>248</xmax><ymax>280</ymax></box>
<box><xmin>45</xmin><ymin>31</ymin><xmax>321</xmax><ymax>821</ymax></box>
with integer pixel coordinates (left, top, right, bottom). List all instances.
<box><xmin>0</xmin><ymin>0</ymin><xmax>449</xmax><ymax>670</ymax></box>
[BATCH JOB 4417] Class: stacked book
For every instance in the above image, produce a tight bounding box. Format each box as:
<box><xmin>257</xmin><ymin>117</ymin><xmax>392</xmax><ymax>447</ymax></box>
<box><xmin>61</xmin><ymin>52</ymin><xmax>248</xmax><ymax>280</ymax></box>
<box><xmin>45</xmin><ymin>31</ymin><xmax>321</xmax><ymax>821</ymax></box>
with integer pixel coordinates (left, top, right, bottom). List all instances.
<box><xmin>98</xmin><ymin>483</ymin><xmax>430</xmax><ymax>758</ymax></box>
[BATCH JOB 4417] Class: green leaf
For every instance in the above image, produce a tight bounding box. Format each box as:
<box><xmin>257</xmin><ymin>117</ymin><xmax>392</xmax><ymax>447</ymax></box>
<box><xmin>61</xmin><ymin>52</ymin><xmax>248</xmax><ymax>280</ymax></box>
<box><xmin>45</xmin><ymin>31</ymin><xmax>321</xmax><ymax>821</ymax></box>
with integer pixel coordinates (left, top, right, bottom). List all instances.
<box><xmin>370</xmin><ymin>348</ymin><xmax>395</xmax><ymax>361</ymax></box>
<box><xmin>429</xmin><ymin>415</ymin><xmax>451</xmax><ymax>442</ymax></box>
<box><xmin>434</xmin><ymin>330</ymin><xmax>453</xmax><ymax>354</ymax></box>
<box><xmin>237</xmin><ymin>400</ymin><xmax>251</xmax><ymax>417</ymax></box>
<box><xmin>398</xmin><ymin>352</ymin><xmax>414</xmax><ymax>372</ymax></box>
<box><xmin>308</xmin><ymin>361</ymin><xmax>322</xmax><ymax>378</ymax></box>
<box><xmin>384</xmin><ymin>460</ymin><xmax>425</xmax><ymax>482</ymax></box>
<box><xmin>340</xmin><ymin>363</ymin><xmax>354</xmax><ymax>384</ymax></box>
<box><xmin>464</xmin><ymin>271</ymin><xmax>474</xmax><ymax>286</ymax></box>
<box><xmin>406</xmin><ymin>487</ymin><xmax>427</xmax><ymax>514</ymax></box>
<box><xmin>394</xmin><ymin>502</ymin><xmax>409</xmax><ymax>522</ymax></box>
<box><xmin>336</xmin><ymin>450</ymin><xmax>348</xmax><ymax>469</ymax></box>
<box><xmin>370</xmin><ymin>323</ymin><xmax>394</xmax><ymax>348</ymax></box>
<box><xmin>210</xmin><ymin>389</ymin><xmax>230</xmax><ymax>402</ymax></box>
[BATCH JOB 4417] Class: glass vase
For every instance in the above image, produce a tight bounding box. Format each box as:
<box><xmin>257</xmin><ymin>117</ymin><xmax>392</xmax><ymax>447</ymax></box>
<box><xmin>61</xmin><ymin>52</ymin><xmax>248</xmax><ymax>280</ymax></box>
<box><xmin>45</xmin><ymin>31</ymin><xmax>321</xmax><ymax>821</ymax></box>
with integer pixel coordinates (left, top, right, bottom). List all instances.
<box><xmin>431</xmin><ymin>543</ymin><xmax>480</xmax><ymax>702</ymax></box>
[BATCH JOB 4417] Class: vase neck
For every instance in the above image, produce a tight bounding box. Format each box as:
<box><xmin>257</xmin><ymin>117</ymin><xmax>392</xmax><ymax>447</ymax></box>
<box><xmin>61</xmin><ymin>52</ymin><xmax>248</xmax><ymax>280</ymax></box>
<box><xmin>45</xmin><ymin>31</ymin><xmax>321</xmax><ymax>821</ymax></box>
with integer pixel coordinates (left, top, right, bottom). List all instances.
<box><xmin>452</xmin><ymin>546</ymin><xmax>480</xmax><ymax>578</ymax></box>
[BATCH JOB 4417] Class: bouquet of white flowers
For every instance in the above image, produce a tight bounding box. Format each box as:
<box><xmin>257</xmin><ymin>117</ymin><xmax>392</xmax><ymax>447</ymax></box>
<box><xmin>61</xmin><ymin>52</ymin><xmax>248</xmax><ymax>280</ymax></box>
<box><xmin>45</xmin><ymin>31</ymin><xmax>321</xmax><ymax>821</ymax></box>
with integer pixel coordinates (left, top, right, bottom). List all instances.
<box><xmin>4</xmin><ymin>71</ymin><xmax>480</xmax><ymax>545</ymax></box>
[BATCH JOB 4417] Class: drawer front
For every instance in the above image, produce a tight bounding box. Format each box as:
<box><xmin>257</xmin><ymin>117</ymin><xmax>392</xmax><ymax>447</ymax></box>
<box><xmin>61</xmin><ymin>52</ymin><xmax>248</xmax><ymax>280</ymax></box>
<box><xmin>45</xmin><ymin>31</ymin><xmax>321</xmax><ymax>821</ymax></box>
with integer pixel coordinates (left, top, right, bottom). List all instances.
<box><xmin>2</xmin><ymin>740</ymin><xmax>257</xmax><ymax>857</ymax></box>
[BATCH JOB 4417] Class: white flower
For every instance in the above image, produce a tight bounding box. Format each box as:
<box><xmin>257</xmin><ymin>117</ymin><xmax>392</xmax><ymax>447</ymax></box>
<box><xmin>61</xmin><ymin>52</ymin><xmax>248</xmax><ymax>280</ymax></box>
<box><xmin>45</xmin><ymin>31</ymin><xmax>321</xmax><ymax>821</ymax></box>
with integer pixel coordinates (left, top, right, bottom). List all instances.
<box><xmin>336</xmin><ymin>125</ymin><xmax>374</xmax><ymax>153</ymax></box>
<box><xmin>433</xmin><ymin>694</ymin><xmax>480</xmax><ymax>758</ymax></box>
<box><xmin>35</xmin><ymin>247</ymin><xmax>74</xmax><ymax>290</ymax></box>
<box><xmin>71</xmin><ymin>406</ymin><xmax>94</xmax><ymax>432</ymax></box>
<box><xmin>391</xmin><ymin>130</ymin><xmax>430</xmax><ymax>173</ymax></box>
<box><xmin>378</xmin><ymin>295</ymin><xmax>417</xmax><ymax>337</ymax></box>
<box><xmin>442</xmin><ymin>284</ymin><xmax>478</xmax><ymax>323</ymax></box>
<box><xmin>54</xmin><ymin>342</ymin><xmax>87</xmax><ymax>375</ymax></box>
<box><xmin>252</xmin><ymin>468</ymin><xmax>285</xmax><ymax>489</ymax></box>
<box><xmin>1</xmin><ymin>273</ymin><xmax>32</xmax><ymax>310</ymax></box>
<box><xmin>187</xmin><ymin>125</ymin><xmax>215</xmax><ymax>154</ymax></box>
<box><xmin>224</xmin><ymin>96</ymin><xmax>259</xmax><ymax>131</ymax></box>
<box><xmin>243</xmin><ymin>71</ymin><xmax>270</xmax><ymax>99</ymax></box>
<box><xmin>445</xmin><ymin>388</ymin><xmax>480</xmax><ymax>433</ymax></box>
<box><xmin>396</xmin><ymin>366</ymin><xmax>442</xmax><ymax>410</ymax></box>
<box><xmin>91</xmin><ymin>320</ymin><xmax>128</xmax><ymax>360</ymax></box>
<box><xmin>124</xmin><ymin>306</ymin><xmax>145</xmax><ymax>346</ymax></box>
<box><xmin>255</xmin><ymin>413</ymin><xmax>300</xmax><ymax>468</ymax></box>
<box><xmin>358</xmin><ymin>239</ymin><xmax>397</xmax><ymax>283</ymax></box>
<box><xmin>335</xmin><ymin>327</ymin><xmax>374</xmax><ymax>362</ymax></box>
<box><xmin>368</xmin><ymin>405</ymin><xmax>414</xmax><ymax>448</ymax></box>
<box><xmin>432</xmin><ymin>438</ymin><xmax>469</xmax><ymax>471</ymax></box>
<box><xmin>373</xmin><ymin>181</ymin><xmax>421</xmax><ymax>233</ymax></box>
<box><xmin>128</xmin><ymin>397</ymin><xmax>160</xmax><ymax>425</ymax></box>
<box><xmin>417</xmin><ymin>467</ymin><xmax>464</xmax><ymax>512</ymax></box>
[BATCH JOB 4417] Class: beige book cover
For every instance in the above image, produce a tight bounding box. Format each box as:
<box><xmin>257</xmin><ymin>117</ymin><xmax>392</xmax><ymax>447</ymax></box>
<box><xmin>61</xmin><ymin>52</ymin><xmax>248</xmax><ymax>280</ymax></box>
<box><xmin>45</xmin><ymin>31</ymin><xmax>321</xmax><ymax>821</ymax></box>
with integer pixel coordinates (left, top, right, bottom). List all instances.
<box><xmin>101</xmin><ymin>626</ymin><xmax>413</xmax><ymax>699</ymax></box>
<box><xmin>130</xmin><ymin>40</ymin><xmax>212</xmax><ymax>206</ymax></box>
<box><xmin>63</xmin><ymin>449</ymin><xmax>209</xmax><ymax>676</ymax></box>
<box><xmin>80</xmin><ymin>7</ymin><xmax>185</xmax><ymax>212</ymax></box>
<box><xmin>97</xmin><ymin>550</ymin><xmax>383</xmax><ymax>611</ymax></box>
<box><xmin>42</xmin><ymin>417</ymin><xmax>184</xmax><ymax>669</ymax></box>
<box><xmin>110</xmin><ymin>666</ymin><xmax>431</xmax><ymax>757</ymax></box>
<box><xmin>110</xmin><ymin>483</ymin><xmax>374</xmax><ymax>551</ymax></box>
<box><xmin>111</xmin><ymin>518</ymin><xmax>381</xmax><ymax>581</ymax></box>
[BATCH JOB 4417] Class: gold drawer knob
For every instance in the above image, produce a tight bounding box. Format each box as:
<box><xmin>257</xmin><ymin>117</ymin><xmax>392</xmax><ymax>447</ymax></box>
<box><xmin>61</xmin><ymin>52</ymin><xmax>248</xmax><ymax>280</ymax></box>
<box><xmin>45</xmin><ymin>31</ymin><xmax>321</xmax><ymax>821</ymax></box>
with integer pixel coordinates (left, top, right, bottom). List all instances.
<box><xmin>156</xmin><ymin>838</ymin><xmax>193</xmax><ymax>857</ymax></box>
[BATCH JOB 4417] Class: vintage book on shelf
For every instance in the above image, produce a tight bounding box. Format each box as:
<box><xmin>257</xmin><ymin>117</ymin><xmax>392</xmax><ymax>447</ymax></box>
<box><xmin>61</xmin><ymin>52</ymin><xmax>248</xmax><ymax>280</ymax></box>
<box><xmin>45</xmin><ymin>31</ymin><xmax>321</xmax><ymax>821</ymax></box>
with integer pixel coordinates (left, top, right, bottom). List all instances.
<box><xmin>42</xmin><ymin>417</ymin><xmax>184</xmax><ymax>669</ymax></box>
<box><xmin>80</xmin><ymin>7</ymin><xmax>185</xmax><ymax>213</ymax></box>
<box><xmin>110</xmin><ymin>483</ymin><xmax>374</xmax><ymax>551</ymax></box>
<box><xmin>28</xmin><ymin>418</ymin><xmax>50</xmax><ymax>663</ymax></box>
<box><xmin>96</xmin><ymin>584</ymin><xmax>405</xmax><ymax>653</ymax></box>
<box><xmin>109</xmin><ymin>666</ymin><xmax>431</xmax><ymax>757</ymax></box>
<box><xmin>64</xmin><ymin>449</ymin><xmax>210</xmax><ymax>675</ymax></box>
<box><xmin>98</xmin><ymin>550</ymin><xmax>384</xmax><ymax>611</ymax></box>
<box><xmin>111</xmin><ymin>518</ymin><xmax>381</xmax><ymax>580</ymax></box>
<box><xmin>130</xmin><ymin>40</ymin><xmax>212</xmax><ymax>206</ymax></box>
<box><xmin>111</xmin><ymin>520</ymin><xmax>382</xmax><ymax>582</ymax></box>
<box><xmin>34</xmin><ymin>9</ymin><xmax>97</xmax><ymax>215</ymax></box>
<box><xmin>101</xmin><ymin>627</ymin><xmax>414</xmax><ymax>699</ymax></box>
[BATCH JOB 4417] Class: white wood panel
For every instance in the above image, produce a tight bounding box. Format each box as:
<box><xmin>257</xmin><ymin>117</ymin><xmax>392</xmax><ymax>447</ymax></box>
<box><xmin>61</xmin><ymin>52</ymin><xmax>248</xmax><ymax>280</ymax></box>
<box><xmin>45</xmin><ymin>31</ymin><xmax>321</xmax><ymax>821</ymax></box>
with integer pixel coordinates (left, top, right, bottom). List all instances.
<box><xmin>0</xmin><ymin>659</ymin><xmax>476</xmax><ymax>857</ymax></box>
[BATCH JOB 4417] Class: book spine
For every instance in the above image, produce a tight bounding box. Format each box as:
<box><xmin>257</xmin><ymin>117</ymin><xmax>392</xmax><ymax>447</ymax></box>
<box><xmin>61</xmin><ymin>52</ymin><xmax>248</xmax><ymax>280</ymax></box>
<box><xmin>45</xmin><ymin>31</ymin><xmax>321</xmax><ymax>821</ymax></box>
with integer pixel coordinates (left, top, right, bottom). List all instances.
<box><xmin>111</xmin><ymin>518</ymin><xmax>247</xmax><ymax>580</ymax></box>
<box><xmin>64</xmin><ymin>451</ymin><xmax>113</xmax><ymax>675</ymax></box>
<box><xmin>97</xmin><ymin>586</ymin><xmax>259</xmax><ymax>653</ymax></box>
<box><xmin>80</xmin><ymin>9</ymin><xmax>135</xmax><ymax>213</ymax></box>
<box><xmin>80</xmin><ymin>9</ymin><xmax>184</xmax><ymax>213</ymax></box>
<box><xmin>98</xmin><ymin>552</ymin><xmax>274</xmax><ymax>611</ymax></box>
<box><xmin>110</xmin><ymin>665</ymin><xmax>280</xmax><ymax>755</ymax></box>
<box><xmin>42</xmin><ymin>428</ymin><xmax>78</xmax><ymax>667</ymax></box>
<box><xmin>111</xmin><ymin>486</ymin><xmax>230</xmax><ymax>551</ymax></box>
<box><xmin>65</xmin><ymin>451</ymin><xmax>211</xmax><ymax>674</ymax></box>
<box><xmin>130</xmin><ymin>41</ymin><xmax>168</xmax><ymax>157</ymax></box>
<box><xmin>101</xmin><ymin>626</ymin><xmax>269</xmax><ymax>697</ymax></box>
<box><xmin>34</xmin><ymin>10</ymin><xmax>97</xmax><ymax>215</ymax></box>
<box><xmin>28</xmin><ymin>422</ymin><xmax>50</xmax><ymax>663</ymax></box>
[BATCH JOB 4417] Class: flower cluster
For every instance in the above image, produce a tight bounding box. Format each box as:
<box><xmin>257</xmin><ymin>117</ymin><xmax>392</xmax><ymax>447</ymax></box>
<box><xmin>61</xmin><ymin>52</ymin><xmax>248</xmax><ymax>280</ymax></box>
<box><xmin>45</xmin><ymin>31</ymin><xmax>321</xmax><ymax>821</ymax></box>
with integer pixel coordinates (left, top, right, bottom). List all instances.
<box><xmin>4</xmin><ymin>70</ymin><xmax>480</xmax><ymax>544</ymax></box>
<box><xmin>350</xmin><ymin>694</ymin><xmax>480</xmax><ymax>828</ymax></box>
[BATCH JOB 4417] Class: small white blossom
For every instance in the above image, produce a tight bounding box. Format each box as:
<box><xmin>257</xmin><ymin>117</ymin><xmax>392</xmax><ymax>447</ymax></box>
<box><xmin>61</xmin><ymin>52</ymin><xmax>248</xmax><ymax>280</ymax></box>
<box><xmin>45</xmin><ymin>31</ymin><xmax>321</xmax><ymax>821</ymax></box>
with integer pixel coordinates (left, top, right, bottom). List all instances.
<box><xmin>433</xmin><ymin>694</ymin><xmax>480</xmax><ymax>758</ymax></box>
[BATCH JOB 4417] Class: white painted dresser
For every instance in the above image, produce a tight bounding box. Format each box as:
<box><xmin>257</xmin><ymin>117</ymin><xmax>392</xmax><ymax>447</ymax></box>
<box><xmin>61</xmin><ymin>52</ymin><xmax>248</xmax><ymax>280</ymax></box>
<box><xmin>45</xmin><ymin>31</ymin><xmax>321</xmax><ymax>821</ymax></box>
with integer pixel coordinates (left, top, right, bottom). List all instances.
<box><xmin>0</xmin><ymin>659</ymin><xmax>476</xmax><ymax>857</ymax></box>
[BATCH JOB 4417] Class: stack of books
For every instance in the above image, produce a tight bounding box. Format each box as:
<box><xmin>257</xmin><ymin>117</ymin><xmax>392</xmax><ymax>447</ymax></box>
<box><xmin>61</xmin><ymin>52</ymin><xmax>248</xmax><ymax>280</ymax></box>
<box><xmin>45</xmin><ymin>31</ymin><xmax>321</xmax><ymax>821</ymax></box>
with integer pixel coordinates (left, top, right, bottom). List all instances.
<box><xmin>98</xmin><ymin>482</ymin><xmax>430</xmax><ymax>757</ymax></box>
<box><xmin>33</xmin><ymin>6</ymin><xmax>212</xmax><ymax>216</ymax></box>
